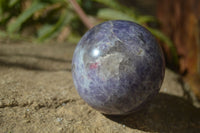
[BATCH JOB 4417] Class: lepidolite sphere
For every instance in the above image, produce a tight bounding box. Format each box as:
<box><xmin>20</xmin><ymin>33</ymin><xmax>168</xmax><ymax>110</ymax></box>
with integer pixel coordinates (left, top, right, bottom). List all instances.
<box><xmin>72</xmin><ymin>20</ymin><xmax>165</xmax><ymax>115</ymax></box>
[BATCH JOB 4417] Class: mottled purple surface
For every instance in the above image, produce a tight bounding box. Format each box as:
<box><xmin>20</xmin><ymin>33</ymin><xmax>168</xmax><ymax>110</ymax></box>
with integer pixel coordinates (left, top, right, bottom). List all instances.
<box><xmin>72</xmin><ymin>20</ymin><xmax>165</xmax><ymax>115</ymax></box>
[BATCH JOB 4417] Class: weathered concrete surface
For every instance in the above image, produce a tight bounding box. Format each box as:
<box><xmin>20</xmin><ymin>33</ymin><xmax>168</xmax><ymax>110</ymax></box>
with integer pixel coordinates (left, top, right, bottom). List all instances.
<box><xmin>0</xmin><ymin>40</ymin><xmax>200</xmax><ymax>133</ymax></box>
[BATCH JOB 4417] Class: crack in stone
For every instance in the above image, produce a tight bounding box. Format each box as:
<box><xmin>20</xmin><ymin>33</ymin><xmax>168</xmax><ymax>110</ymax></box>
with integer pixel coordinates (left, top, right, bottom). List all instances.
<box><xmin>109</xmin><ymin>21</ymin><xmax>123</xmax><ymax>44</ymax></box>
<box><xmin>0</xmin><ymin>98</ymin><xmax>79</xmax><ymax>109</ymax></box>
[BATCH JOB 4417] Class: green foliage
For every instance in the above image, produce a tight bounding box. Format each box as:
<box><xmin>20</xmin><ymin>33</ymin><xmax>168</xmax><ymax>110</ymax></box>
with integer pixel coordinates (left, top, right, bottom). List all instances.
<box><xmin>148</xmin><ymin>28</ymin><xmax>179</xmax><ymax>66</ymax></box>
<box><xmin>37</xmin><ymin>9</ymin><xmax>73</xmax><ymax>41</ymax></box>
<box><xmin>8</xmin><ymin>0</ymin><xmax>20</xmax><ymax>7</ymax></box>
<box><xmin>0</xmin><ymin>0</ymin><xmax>80</xmax><ymax>42</ymax></box>
<box><xmin>0</xmin><ymin>0</ymin><xmax>178</xmax><ymax>65</ymax></box>
<box><xmin>97</xmin><ymin>8</ymin><xmax>136</xmax><ymax>22</ymax></box>
<box><xmin>7</xmin><ymin>1</ymin><xmax>46</xmax><ymax>33</ymax></box>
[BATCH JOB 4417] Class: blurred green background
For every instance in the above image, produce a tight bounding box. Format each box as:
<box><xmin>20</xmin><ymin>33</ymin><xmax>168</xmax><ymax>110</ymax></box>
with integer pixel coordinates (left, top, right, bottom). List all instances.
<box><xmin>0</xmin><ymin>0</ymin><xmax>199</xmax><ymax>74</ymax></box>
<box><xmin>0</xmin><ymin>0</ymin><xmax>177</xmax><ymax>64</ymax></box>
<box><xmin>0</xmin><ymin>0</ymin><xmax>200</xmax><ymax>98</ymax></box>
<box><xmin>0</xmin><ymin>0</ymin><xmax>171</xmax><ymax>42</ymax></box>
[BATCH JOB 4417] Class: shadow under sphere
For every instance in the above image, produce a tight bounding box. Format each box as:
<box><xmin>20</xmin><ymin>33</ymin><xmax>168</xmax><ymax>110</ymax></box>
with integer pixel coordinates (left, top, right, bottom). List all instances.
<box><xmin>105</xmin><ymin>93</ymin><xmax>200</xmax><ymax>133</ymax></box>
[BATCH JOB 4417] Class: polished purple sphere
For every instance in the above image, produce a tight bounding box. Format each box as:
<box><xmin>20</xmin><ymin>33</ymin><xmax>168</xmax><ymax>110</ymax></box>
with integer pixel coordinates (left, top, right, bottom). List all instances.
<box><xmin>72</xmin><ymin>20</ymin><xmax>165</xmax><ymax>115</ymax></box>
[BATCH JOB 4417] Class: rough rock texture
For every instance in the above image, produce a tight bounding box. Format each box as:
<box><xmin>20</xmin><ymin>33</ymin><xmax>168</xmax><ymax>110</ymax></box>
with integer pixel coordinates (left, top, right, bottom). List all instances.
<box><xmin>72</xmin><ymin>20</ymin><xmax>165</xmax><ymax>115</ymax></box>
<box><xmin>0</xmin><ymin>40</ymin><xmax>200</xmax><ymax>133</ymax></box>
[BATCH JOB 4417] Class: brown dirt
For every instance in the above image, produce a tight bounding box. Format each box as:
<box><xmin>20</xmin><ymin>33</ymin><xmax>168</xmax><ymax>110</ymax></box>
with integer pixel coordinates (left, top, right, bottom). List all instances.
<box><xmin>0</xmin><ymin>40</ymin><xmax>200</xmax><ymax>133</ymax></box>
